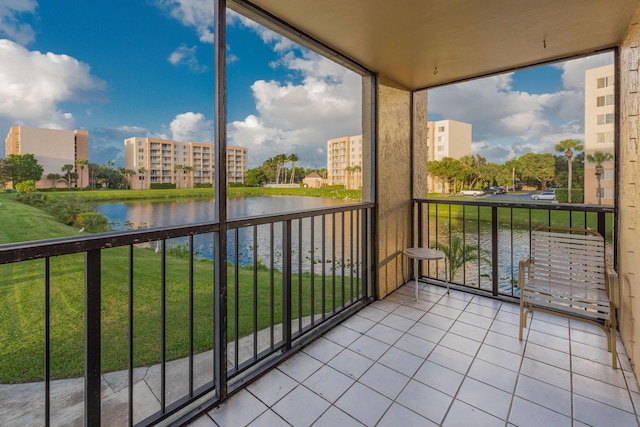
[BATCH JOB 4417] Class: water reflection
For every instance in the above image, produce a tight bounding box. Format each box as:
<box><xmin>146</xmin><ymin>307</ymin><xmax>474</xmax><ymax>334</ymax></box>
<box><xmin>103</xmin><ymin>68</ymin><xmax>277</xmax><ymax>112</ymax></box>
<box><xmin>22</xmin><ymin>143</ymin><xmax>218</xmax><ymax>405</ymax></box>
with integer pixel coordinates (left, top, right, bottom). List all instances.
<box><xmin>97</xmin><ymin>197</ymin><xmax>361</xmax><ymax>273</ymax></box>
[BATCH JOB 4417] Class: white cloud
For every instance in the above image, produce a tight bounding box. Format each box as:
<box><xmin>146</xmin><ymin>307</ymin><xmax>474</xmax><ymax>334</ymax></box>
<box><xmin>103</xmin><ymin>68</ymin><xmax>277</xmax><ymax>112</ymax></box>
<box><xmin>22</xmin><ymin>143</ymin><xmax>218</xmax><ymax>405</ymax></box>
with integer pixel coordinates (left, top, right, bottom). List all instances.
<box><xmin>116</xmin><ymin>125</ymin><xmax>148</xmax><ymax>134</ymax></box>
<box><xmin>429</xmin><ymin>53</ymin><xmax>614</xmax><ymax>163</ymax></box>
<box><xmin>169</xmin><ymin>112</ymin><xmax>214</xmax><ymax>142</ymax></box>
<box><xmin>154</xmin><ymin>0</ymin><xmax>214</xmax><ymax>43</ymax></box>
<box><xmin>228</xmin><ymin>55</ymin><xmax>361</xmax><ymax>168</ymax></box>
<box><xmin>229</xmin><ymin>12</ymin><xmax>296</xmax><ymax>52</ymax></box>
<box><xmin>155</xmin><ymin>4</ymin><xmax>363</xmax><ymax>168</ymax></box>
<box><xmin>0</xmin><ymin>0</ymin><xmax>37</xmax><ymax>45</ymax></box>
<box><xmin>168</xmin><ymin>44</ymin><xmax>207</xmax><ymax>72</ymax></box>
<box><xmin>0</xmin><ymin>39</ymin><xmax>107</xmax><ymax>129</ymax></box>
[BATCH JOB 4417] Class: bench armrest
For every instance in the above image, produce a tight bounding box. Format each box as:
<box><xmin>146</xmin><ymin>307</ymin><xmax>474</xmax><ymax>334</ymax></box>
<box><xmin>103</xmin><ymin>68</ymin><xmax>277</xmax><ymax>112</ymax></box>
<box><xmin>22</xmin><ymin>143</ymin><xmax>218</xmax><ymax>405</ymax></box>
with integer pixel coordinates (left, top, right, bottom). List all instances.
<box><xmin>518</xmin><ymin>257</ymin><xmax>531</xmax><ymax>290</ymax></box>
<box><xmin>606</xmin><ymin>268</ymin><xmax>619</xmax><ymax>307</ymax></box>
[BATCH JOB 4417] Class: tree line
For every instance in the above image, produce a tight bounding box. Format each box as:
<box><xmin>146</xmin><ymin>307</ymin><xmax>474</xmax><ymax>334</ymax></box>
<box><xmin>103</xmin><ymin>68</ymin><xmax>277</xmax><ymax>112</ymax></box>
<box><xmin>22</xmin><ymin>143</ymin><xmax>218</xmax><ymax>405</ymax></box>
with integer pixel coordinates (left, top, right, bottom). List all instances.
<box><xmin>0</xmin><ymin>154</ymin><xmax>141</xmax><ymax>191</ymax></box>
<box><xmin>245</xmin><ymin>153</ymin><xmax>326</xmax><ymax>186</ymax></box>
<box><xmin>428</xmin><ymin>139</ymin><xmax>614</xmax><ymax>195</ymax></box>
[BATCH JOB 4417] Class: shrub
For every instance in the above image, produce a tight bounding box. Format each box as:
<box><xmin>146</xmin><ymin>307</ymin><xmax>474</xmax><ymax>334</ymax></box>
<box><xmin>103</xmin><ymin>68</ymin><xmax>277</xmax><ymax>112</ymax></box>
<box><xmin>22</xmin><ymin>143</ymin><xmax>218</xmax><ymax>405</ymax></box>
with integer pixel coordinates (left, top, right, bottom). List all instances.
<box><xmin>194</xmin><ymin>183</ymin><xmax>213</xmax><ymax>188</ymax></box>
<box><xmin>46</xmin><ymin>196</ymin><xmax>95</xmax><ymax>225</ymax></box>
<box><xmin>15</xmin><ymin>180</ymin><xmax>36</xmax><ymax>194</ymax></box>
<box><xmin>150</xmin><ymin>183</ymin><xmax>177</xmax><ymax>189</ymax></box>
<box><xmin>75</xmin><ymin>212</ymin><xmax>110</xmax><ymax>233</ymax></box>
<box><xmin>16</xmin><ymin>192</ymin><xmax>48</xmax><ymax>208</ymax></box>
<box><xmin>555</xmin><ymin>188</ymin><xmax>584</xmax><ymax>203</ymax></box>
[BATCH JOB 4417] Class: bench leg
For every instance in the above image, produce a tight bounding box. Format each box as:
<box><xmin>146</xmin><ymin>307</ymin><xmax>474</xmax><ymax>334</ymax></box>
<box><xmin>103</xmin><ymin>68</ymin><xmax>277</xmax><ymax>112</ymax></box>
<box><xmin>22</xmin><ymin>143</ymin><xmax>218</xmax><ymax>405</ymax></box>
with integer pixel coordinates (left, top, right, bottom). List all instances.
<box><xmin>519</xmin><ymin>298</ymin><xmax>526</xmax><ymax>341</ymax></box>
<box><xmin>611</xmin><ymin>304</ymin><xmax>618</xmax><ymax>369</ymax></box>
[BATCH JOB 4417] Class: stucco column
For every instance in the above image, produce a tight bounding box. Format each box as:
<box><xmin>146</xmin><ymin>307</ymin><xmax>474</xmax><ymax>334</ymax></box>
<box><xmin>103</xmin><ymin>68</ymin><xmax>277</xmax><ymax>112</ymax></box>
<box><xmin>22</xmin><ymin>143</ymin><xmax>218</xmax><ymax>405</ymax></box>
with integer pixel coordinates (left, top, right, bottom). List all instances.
<box><xmin>375</xmin><ymin>78</ymin><xmax>427</xmax><ymax>299</ymax></box>
<box><xmin>618</xmin><ymin>6</ymin><xmax>640</xmax><ymax>374</ymax></box>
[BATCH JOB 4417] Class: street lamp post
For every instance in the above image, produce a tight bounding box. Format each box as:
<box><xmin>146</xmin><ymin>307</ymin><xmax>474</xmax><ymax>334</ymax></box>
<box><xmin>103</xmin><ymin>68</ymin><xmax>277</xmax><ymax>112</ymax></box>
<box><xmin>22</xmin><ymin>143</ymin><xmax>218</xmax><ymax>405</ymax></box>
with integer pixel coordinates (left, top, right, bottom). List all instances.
<box><xmin>595</xmin><ymin>164</ymin><xmax>604</xmax><ymax>205</ymax></box>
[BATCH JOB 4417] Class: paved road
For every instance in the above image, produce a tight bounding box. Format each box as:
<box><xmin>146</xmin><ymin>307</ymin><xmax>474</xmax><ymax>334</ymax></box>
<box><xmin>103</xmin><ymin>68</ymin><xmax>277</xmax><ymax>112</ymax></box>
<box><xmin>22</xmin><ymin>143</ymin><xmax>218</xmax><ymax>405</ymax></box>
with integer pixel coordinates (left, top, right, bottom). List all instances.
<box><xmin>455</xmin><ymin>191</ymin><xmax>557</xmax><ymax>203</ymax></box>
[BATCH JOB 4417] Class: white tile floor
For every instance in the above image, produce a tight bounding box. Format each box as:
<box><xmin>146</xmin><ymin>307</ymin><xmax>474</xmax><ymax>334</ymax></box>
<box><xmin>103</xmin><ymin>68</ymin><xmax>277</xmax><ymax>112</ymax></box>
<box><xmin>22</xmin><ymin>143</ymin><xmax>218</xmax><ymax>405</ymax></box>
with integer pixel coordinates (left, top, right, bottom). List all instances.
<box><xmin>190</xmin><ymin>282</ymin><xmax>640</xmax><ymax>426</ymax></box>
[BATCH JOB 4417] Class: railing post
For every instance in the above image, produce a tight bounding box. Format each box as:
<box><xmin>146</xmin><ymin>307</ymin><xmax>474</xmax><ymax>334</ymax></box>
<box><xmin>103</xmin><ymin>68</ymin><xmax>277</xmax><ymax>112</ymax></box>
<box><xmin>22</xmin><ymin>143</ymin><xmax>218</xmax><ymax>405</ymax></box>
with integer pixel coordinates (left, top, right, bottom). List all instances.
<box><xmin>283</xmin><ymin>220</ymin><xmax>292</xmax><ymax>349</ymax></box>
<box><xmin>85</xmin><ymin>249</ymin><xmax>101</xmax><ymax>426</ymax></box>
<box><xmin>597</xmin><ymin>211</ymin><xmax>606</xmax><ymax>238</ymax></box>
<box><xmin>491</xmin><ymin>206</ymin><xmax>499</xmax><ymax>296</ymax></box>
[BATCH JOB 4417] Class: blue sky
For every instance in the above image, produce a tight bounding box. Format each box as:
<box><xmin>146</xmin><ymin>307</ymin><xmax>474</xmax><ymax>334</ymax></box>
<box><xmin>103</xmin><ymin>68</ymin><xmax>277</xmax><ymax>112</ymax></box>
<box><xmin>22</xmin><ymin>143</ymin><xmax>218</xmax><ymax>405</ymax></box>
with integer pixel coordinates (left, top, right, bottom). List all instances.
<box><xmin>0</xmin><ymin>1</ymin><xmax>614</xmax><ymax>168</ymax></box>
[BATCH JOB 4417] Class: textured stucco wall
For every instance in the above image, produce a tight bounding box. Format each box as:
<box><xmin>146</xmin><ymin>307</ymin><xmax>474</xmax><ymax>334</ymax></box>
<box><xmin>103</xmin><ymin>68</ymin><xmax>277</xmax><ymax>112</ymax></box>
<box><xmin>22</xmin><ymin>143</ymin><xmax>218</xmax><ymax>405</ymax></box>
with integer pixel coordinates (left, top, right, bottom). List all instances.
<box><xmin>413</xmin><ymin>90</ymin><xmax>429</xmax><ymax>199</ymax></box>
<box><xmin>619</xmin><ymin>6</ymin><xmax>640</xmax><ymax>374</ymax></box>
<box><xmin>376</xmin><ymin>79</ymin><xmax>412</xmax><ymax>299</ymax></box>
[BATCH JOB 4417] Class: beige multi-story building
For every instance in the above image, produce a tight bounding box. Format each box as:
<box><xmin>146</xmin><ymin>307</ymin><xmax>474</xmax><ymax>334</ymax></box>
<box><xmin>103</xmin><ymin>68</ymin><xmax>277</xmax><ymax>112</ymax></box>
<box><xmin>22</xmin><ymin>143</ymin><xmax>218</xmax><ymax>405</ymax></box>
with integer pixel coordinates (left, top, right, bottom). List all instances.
<box><xmin>227</xmin><ymin>146</ymin><xmax>247</xmax><ymax>185</ymax></box>
<box><xmin>4</xmin><ymin>126</ymin><xmax>89</xmax><ymax>189</ymax></box>
<box><xmin>327</xmin><ymin>134</ymin><xmax>362</xmax><ymax>189</ymax></box>
<box><xmin>584</xmin><ymin>64</ymin><xmax>615</xmax><ymax>205</ymax></box>
<box><xmin>426</xmin><ymin>120</ymin><xmax>472</xmax><ymax>193</ymax></box>
<box><xmin>124</xmin><ymin>138</ymin><xmax>247</xmax><ymax>189</ymax></box>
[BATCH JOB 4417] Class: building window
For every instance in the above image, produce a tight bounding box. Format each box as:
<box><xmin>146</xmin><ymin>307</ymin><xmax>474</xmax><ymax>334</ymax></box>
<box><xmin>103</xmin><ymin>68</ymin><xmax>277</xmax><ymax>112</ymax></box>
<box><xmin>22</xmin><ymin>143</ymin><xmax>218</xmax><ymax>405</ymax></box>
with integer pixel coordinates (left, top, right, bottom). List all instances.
<box><xmin>437</xmin><ymin>136</ymin><xmax>443</xmax><ymax>142</ymax></box>
<box><xmin>139</xmin><ymin>155</ymin><xmax>144</xmax><ymax>160</ymax></box>
<box><xmin>437</xmin><ymin>145</ymin><xmax>445</xmax><ymax>151</ymax></box>
<box><xmin>138</xmin><ymin>148</ymin><xmax>144</xmax><ymax>153</ymax></box>
<box><xmin>596</xmin><ymin>113</ymin><xmax>614</xmax><ymax>125</ymax></box>
<box><xmin>596</xmin><ymin>95</ymin><xmax>615</xmax><ymax>107</ymax></box>
<box><xmin>596</xmin><ymin>132</ymin><xmax>614</xmax><ymax>143</ymax></box>
<box><xmin>597</xmin><ymin>76</ymin><xmax>613</xmax><ymax>88</ymax></box>
<box><xmin>438</xmin><ymin>126</ymin><xmax>445</xmax><ymax>132</ymax></box>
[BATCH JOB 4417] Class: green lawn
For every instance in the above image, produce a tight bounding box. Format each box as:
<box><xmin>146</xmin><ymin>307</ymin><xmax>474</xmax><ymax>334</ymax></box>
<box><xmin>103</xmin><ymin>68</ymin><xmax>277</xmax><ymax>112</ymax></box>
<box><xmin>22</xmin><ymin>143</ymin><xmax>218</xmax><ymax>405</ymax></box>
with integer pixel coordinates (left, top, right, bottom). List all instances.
<box><xmin>0</xmin><ymin>194</ymin><xmax>349</xmax><ymax>383</ymax></box>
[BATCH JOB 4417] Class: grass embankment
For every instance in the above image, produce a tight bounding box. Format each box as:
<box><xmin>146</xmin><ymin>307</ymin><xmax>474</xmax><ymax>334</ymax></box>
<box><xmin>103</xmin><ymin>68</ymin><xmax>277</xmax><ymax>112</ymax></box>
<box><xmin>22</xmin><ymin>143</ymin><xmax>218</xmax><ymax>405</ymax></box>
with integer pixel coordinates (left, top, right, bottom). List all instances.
<box><xmin>44</xmin><ymin>186</ymin><xmax>363</xmax><ymax>203</ymax></box>
<box><xmin>423</xmin><ymin>202</ymin><xmax>614</xmax><ymax>235</ymax></box>
<box><xmin>0</xmin><ymin>194</ymin><xmax>347</xmax><ymax>383</ymax></box>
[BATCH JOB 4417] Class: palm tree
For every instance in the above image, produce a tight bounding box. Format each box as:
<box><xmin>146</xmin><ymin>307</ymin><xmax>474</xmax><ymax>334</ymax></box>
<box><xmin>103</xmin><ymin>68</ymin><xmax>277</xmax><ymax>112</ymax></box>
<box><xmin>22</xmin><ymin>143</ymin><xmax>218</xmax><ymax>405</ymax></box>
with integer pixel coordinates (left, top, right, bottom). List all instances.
<box><xmin>555</xmin><ymin>139</ymin><xmax>583</xmax><ymax>203</ymax></box>
<box><xmin>123</xmin><ymin>169</ymin><xmax>136</xmax><ymax>189</ymax></box>
<box><xmin>183</xmin><ymin>166</ymin><xmax>194</xmax><ymax>188</ymax></box>
<box><xmin>586</xmin><ymin>151</ymin><xmax>614</xmax><ymax>205</ymax></box>
<box><xmin>88</xmin><ymin>163</ymin><xmax>99</xmax><ymax>189</ymax></box>
<box><xmin>75</xmin><ymin>159</ymin><xmax>88</xmax><ymax>189</ymax></box>
<box><xmin>137</xmin><ymin>167</ymin><xmax>147</xmax><ymax>189</ymax></box>
<box><xmin>47</xmin><ymin>173</ymin><xmax>62</xmax><ymax>188</ymax></box>
<box><xmin>352</xmin><ymin>165</ymin><xmax>362</xmax><ymax>189</ymax></box>
<box><xmin>274</xmin><ymin>154</ymin><xmax>287</xmax><ymax>184</ymax></box>
<box><xmin>431</xmin><ymin>236</ymin><xmax>491</xmax><ymax>280</ymax></box>
<box><xmin>174</xmin><ymin>164</ymin><xmax>183</xmax><ymax>188</ymax></box>
<box><xmin>288</xmin><ymin>153</ymin><xmax>298</xmax><ymax>184</ymax></box>
<box><xmin>344</xmin><ymin>166</ymin><xmax>353</xmax><ymax>189</ymax></box>
<box><xmin>61</xmin><ymin>164</ymin><xmax>74</xmax><ymax>189</ymax></box>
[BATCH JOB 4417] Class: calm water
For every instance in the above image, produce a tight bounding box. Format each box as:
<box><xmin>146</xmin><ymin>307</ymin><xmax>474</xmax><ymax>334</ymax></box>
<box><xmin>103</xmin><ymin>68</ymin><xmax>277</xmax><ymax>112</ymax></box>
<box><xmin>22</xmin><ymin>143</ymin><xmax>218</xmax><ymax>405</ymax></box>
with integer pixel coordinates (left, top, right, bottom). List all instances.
<box><xmin>97</xmin><ymin>196</ymin><xmax>360</xmax><ymax>272</ymax></box>
<box><xmin>95</xmin><ymin>197</ymin><xmax>547</xmax><ymax>293</ymax></box>
<box><xmin>98</xmin><ymin>196</ymin><xmax>353</xmax><ymax>229</ymax></box>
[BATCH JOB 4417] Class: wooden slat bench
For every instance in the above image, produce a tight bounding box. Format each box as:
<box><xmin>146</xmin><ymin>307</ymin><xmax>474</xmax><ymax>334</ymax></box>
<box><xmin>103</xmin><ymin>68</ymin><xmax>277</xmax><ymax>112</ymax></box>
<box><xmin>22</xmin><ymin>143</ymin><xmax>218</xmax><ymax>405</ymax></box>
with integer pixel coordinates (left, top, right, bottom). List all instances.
<box><xmin>518</xmin><ymin>226</ymin><xmax>619</xmax><ymax>368</ymax></box>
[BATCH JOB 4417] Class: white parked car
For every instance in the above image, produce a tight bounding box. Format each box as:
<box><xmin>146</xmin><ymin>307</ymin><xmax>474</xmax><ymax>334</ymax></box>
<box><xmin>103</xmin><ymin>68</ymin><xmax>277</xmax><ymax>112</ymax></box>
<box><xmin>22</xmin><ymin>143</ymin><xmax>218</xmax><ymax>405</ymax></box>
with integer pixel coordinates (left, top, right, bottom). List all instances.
<box><xmin>531</xmin><ymin>190</ymin><xmax>556</xmax><ymax>200</ymax></box>
<box><xmin>460</xmin><ymin>189</ymin><xmax>485</xmax><ymax>196</ymax></box>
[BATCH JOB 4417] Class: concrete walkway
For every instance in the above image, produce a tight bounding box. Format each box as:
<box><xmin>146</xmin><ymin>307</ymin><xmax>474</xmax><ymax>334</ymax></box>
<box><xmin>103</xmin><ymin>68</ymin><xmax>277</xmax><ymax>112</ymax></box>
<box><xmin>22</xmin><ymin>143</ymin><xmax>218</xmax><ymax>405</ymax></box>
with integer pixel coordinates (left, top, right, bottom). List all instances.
<box><xmin>0</xmin><ymin>324</ymin><xmax>288</xmax><ymax>427</ymax></box>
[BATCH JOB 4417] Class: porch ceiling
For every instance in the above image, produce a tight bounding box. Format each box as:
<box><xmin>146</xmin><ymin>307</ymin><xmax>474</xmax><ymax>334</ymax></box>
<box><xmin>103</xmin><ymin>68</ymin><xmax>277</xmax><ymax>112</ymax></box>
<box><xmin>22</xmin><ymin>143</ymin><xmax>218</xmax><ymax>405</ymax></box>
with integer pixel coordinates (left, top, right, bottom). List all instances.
<box><xmin>241</xmin><ymin>0</ymin><xmax>639</xmax><ymax>89</ymax></box>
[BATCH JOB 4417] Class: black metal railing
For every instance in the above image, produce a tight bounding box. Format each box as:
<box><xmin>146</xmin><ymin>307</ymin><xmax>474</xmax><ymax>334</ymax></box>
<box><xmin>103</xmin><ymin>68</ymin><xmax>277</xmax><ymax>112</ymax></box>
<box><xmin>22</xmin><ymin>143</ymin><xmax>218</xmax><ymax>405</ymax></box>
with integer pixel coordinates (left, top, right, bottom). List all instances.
<box><xmin>413</xmin><ymin>198</ymin><xmax>615</xmax><ymax>298</ymax></box>
<box><xmin>0</xmin><ymin>203</ymin><xmax>374</xmax><ymax>426</ymax></box>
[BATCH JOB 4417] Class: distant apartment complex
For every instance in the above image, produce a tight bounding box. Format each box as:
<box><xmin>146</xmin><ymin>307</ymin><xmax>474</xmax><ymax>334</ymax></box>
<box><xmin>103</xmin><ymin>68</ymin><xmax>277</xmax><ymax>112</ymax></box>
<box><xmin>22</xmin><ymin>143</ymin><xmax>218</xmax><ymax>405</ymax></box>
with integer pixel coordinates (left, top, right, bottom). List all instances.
<box><xmin>4</xmin><ymin>126</ymin><xmax>89</xmax><ymax>189</ymax></box>
<box><xmin>327</xmin><ymin>134</ymin><xmax>362</xmax><ymax>189</ymax></box>
<box><xmin>227</xmin><ymin>146</ymin><xmax>248</xmax><ymax>185</ymax></box>
<box><xmin>584</xmin><ymin>64</ymin><xmax>615</xmax><ymax>205</ymax></box>
<box><xmin>124</xmin><ymin>137</ymin><xmax>246</xmax><ymax>189</ymax></box>
<box><xmin>427</xmin><ymin>120</ymin><xmax>472</xmax><ymax>192</ymax></box>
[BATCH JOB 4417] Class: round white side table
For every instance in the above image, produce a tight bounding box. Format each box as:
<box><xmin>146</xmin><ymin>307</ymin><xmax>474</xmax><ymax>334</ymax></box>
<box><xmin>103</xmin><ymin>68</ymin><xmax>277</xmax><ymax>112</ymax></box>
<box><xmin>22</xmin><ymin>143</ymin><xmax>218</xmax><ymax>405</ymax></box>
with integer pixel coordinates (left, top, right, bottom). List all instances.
<box><xmin>404</xmin><ymin>247</ymin><xmax>448</xmax><ymax>300</ymax></box>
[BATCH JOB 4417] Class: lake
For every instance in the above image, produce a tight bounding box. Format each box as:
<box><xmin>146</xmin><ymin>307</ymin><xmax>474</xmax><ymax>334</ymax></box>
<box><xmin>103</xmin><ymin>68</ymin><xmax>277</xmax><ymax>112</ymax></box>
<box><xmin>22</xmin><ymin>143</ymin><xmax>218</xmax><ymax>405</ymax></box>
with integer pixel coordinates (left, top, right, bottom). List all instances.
<box><xmin>97</xmin><ymin>196</ymin><xmax>361</xmax><ymax>273</ymax></box>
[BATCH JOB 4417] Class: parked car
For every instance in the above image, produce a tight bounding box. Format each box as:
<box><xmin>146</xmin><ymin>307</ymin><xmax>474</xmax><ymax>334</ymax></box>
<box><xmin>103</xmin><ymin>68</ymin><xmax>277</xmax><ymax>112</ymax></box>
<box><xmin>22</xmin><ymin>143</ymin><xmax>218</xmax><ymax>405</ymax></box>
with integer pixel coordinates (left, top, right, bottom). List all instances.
<box><xmin>531</xmin><ymin>190</ymin><xmax>556</xmax><ymax>200</ymax></box>
<box><xmin>460</xmin><ymin>189</ymin><xmax>485</xmax><ymax>196</ymax></box>
<box><xmin>483</xmin><ymin>186</ymin><xmax>506</xmax><ymax>194</ymax></box>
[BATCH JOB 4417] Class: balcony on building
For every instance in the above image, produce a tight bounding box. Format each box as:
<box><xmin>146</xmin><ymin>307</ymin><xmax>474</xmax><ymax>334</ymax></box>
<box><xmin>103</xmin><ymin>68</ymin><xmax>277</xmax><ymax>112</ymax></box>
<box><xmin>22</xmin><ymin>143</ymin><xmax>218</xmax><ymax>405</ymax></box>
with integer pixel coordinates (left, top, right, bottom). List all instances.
<box><xmin>2</xmin><ymin>0</ymin><xmax>640</xmax><ymax>426</ymax></box>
